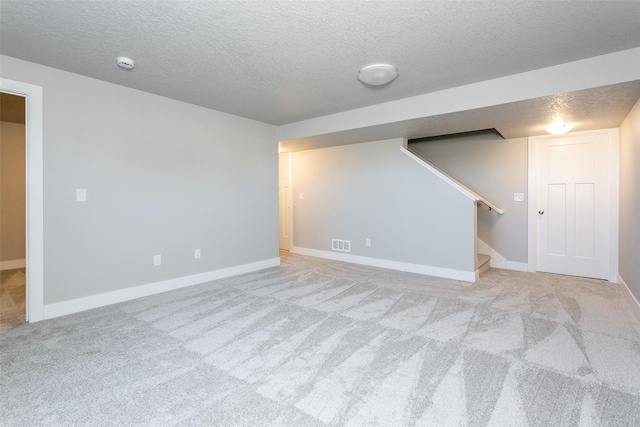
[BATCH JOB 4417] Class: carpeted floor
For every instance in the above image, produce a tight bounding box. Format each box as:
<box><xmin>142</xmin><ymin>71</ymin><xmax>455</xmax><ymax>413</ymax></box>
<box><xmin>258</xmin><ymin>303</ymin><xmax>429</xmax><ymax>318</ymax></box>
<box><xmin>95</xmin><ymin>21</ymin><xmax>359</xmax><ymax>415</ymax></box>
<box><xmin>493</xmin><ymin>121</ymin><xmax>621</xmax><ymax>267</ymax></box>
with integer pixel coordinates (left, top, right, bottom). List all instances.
<box><xmin>1</xmin><ymin>252</ymin><xmax>640</xmax><ymax>426</ymax></box>
<box><xmin>0</xmin><ymin>268</ymin><xmax>26</xmax><ymax>333</ymax></box>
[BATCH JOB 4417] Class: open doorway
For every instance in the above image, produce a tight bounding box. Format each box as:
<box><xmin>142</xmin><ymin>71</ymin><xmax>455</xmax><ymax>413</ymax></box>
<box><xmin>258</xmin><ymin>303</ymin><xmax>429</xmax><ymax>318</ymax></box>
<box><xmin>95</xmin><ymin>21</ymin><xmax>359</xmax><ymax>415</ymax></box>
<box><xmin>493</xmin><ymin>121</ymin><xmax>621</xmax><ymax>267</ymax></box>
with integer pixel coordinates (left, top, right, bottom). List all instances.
<box><xmin>1</xmin><ymin>77</ymin><xmax>44</xmax><ymax>324</ymax></box>
<box><xmin>0</xmin><ymin>92</ymin><xmax>26</xmax><ymax>331</ymax></box>
<box><xmin>278</xmin><ymin>152</ymin><xmax>292</xmax><ymax>251</ymax></box>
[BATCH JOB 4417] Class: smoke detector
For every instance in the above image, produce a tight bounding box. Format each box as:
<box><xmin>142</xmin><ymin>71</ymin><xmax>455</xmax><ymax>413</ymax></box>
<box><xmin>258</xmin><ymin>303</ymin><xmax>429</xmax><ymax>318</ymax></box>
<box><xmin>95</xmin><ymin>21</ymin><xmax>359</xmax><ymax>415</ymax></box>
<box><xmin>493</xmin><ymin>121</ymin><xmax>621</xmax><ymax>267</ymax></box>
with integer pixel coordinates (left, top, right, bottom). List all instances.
<box><xmin>117</xmin><ymin>57</ymin><xmax>135</xmax><ymax>70</ymax></box>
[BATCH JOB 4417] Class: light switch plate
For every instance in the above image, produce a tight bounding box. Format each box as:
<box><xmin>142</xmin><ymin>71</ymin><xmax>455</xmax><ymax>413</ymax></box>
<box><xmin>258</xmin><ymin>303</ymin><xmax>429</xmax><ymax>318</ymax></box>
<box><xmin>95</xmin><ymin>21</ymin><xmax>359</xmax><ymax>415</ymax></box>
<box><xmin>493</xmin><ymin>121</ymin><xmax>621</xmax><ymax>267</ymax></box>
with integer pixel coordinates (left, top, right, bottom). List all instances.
<box><xmin>76</xmin><ymin>188</ymin><xmax>87</xmax><ymax>202</ymax></box>
<box><xmin>514</xmin><ymin>193</ymin><xmax>524</xmax><ymax>202</ymax></box>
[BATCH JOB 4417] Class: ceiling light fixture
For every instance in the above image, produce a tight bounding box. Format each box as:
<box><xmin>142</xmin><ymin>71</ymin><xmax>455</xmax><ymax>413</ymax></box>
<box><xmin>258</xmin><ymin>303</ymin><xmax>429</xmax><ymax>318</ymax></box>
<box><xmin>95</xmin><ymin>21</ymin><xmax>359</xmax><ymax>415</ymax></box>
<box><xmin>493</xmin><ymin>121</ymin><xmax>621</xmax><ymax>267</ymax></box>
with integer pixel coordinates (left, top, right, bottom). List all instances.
<box><xmin>545</xmin><ymin>120</ymin><xmax>575</xmax><ymax>135</ymax></box>
<box><xmin>357</xmin><ymin>63</ymin><xmax>398</xmax><ymax>86</ymax></box>
<box><xmin>117</xmin><ymin>57</ymin><xmax>135</xmax><ymax>70</ymax></box>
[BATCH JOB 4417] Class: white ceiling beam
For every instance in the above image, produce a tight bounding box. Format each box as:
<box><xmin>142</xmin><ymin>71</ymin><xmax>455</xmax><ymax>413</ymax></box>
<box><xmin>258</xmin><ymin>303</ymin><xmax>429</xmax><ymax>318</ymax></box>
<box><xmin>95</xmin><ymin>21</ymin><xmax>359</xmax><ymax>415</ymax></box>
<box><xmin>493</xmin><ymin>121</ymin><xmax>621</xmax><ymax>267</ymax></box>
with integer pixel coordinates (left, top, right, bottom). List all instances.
<box><xmin>278</xmin><ymin>48</ymin><xmax>640</xmax><ymax>141</ymax></box>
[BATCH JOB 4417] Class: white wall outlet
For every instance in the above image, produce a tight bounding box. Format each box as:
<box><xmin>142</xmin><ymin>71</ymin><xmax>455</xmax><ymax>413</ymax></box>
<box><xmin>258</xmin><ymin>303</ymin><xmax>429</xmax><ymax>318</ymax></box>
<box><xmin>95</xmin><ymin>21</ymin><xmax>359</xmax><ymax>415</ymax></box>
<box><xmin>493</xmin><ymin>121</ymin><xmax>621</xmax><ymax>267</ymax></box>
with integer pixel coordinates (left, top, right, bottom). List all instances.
<box><xmin>366</xmin><ymin>238</ymin><xmax>371</xmax><ymax>247</ymax></box>
<box><xmin>153</xmin><ymin>254</ymin><xmax>161</xmax><ymax>266</ymax></box>
<box><xmin>299</xmin><ymin>193</ymin><xmax>304</xmax><ymax>200</ymax></box>
<box><xmin>195</xmin><ymin>249</ymin><xmax>201</xmax><ymax>259</ymax></box>
<box><xmin>76</xmin><ymin>188</ymin><xmax>87</xmax><ymax>202</ymax></box>
<box><xmin>514</xmin><ymin>193</ymin><xmax>524</xmax><ymax>202</ymax></box>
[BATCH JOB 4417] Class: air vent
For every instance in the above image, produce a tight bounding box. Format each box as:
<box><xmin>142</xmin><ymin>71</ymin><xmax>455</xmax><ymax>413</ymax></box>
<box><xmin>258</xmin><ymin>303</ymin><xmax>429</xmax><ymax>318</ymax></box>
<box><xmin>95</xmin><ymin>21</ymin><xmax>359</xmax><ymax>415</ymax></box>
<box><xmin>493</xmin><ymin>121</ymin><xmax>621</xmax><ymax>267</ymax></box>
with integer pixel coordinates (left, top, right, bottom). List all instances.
<box><xmin>332</xmin><ymin>239</ymin><xmax>351</xmax><ymax>252</ymax></box>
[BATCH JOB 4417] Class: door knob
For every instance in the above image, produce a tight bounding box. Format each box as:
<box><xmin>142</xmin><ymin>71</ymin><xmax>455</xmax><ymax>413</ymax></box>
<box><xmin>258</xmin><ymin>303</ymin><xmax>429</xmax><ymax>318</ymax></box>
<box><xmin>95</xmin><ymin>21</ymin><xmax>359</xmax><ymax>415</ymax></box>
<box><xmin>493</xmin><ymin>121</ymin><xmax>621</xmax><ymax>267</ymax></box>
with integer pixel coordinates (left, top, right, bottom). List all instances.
<box><xmin>538</xmin><ymin>211</ymin><xmax>544</xmax><ymax>215</ymax></box>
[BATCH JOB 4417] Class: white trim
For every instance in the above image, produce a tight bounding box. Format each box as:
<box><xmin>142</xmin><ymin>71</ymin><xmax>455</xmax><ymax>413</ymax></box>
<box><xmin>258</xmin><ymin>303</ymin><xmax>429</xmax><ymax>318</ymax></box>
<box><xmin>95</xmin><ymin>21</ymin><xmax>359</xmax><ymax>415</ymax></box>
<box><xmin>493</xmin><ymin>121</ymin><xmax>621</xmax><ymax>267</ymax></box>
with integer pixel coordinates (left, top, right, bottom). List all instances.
<box><xmin>527</xmin><ymin>136</ymin><xmax>537</xmax><ymax>272</ymax></box>
<box><xmin>477</xmin><ymin>239</ymin><xmax>528</xmax><ymax>272</ymax></box>
<box><xmin>0</xmin><ymin>259</ymin><xmax>26</xmax><ymax>270</ymax></box>
<box><xmin>0</xmin><ymin>78</ymin><xmax>44</xmax><ymax>322</ymax></box>
<box><xmin>528</xmin><ymin>129</ymin><xmax>620</xmax><ymax>280</ymax></box>
<box><xmin>618</xmin><ymin>274</ymin><xmax>640</xmax><ymax>323</ymax></box>
<box><xmin>400</xmin><ymin>144</ymin><xmax>504</xmax><ymax>214</ymax></box>
<box><xmin>287</xmin><ymin>151</ymin><xmax>293</xmax><ymax>250</ymax></box>
<box><xmin>608</xmin><ymin>129</ymin><xmax>620</xmax><ymax>283</ymax></box>
<box><xmin>43</xmin><ymin>258</ymin><xmax>280</xmax><ymax>320</ymax></box>
<box><xmin>291</xmin><ymin>246</ymin><xmax>477</xmax><ymax>282</ymax></box>
<box><xmin>400</xmin><ymin>144</ymin><xmax>477</xmax><ymax>202</ymax></box>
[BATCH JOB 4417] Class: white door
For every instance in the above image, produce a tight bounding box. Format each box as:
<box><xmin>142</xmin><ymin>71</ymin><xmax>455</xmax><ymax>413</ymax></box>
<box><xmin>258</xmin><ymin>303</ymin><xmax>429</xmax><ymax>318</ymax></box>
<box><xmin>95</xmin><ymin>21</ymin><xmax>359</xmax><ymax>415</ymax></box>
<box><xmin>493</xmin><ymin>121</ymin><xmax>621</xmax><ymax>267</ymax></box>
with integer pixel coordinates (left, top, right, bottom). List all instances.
<box><xmin>534</xmin><ymin>130</ymin><xmax>612</xmax><ymax>279</ymax></box>
<box><xmin>278</xmin><ymin>153</ymin><xmax>292</xmax><ymax>250</ymax></box>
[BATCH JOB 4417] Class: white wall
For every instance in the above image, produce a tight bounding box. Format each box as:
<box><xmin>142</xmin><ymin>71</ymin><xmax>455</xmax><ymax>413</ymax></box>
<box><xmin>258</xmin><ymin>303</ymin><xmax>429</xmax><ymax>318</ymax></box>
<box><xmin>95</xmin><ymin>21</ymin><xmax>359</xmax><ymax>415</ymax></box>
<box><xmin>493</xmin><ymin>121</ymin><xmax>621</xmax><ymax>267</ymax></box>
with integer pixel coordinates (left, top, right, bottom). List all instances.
<box><xmin>0</xmin><ymin>121</ymin><xmax>26</xmax><ymax>263</ymax></box>
<box><xmin>0</xmin><ymin>55</ymin><xmax>279</xmax><ymax>305</ymax></box>
<box><xmin>410</xmin><ymin>133</ymin><xmax>528</xmax><ymax>263</ymax></box>
<box><xmin>619</xmin><ymin>97</ymin><xmax>640</xmax><ymax>302</ymax></box>
<box><xmin>291</xmin><ymin>138</ymin><xmax>476</xmax><ymax>276</ymax></box>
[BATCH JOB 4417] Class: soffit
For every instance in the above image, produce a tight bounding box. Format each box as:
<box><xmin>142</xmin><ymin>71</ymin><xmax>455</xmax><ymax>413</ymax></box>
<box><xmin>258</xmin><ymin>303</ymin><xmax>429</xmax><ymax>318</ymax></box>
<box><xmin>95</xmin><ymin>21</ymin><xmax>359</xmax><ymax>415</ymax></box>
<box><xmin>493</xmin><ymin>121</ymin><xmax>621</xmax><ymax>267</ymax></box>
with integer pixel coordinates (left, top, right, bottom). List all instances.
<box><xmin>279</xmin><ymin>81</ymin><xmax>640</xmax><ymax>152</ymax></box>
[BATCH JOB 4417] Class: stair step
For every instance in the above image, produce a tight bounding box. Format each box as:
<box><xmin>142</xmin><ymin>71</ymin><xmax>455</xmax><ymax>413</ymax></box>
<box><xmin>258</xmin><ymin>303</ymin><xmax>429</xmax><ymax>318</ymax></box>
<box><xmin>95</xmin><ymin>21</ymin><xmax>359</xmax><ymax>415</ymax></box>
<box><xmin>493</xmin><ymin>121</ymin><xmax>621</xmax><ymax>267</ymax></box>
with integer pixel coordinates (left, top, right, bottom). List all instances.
<box><xmin>478</xmin><ymin>254</ymin><xmax>491</xmax><ymax>275</ymax></box>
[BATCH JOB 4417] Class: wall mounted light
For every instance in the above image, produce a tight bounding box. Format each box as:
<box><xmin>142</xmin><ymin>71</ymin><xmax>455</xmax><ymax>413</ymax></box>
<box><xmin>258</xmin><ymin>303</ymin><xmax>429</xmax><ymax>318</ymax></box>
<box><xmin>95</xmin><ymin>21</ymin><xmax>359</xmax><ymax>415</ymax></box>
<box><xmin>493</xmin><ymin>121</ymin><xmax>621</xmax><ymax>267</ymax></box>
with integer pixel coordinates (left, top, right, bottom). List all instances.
<box><xmin>358</xmin><ymin>63</ymin><xmax>398</xmax><ymax>86</ymax></box>
<box><xmin>545</xmin><ymin>120</ymin><xmax>575</xmax><ymax>135</ymax></box>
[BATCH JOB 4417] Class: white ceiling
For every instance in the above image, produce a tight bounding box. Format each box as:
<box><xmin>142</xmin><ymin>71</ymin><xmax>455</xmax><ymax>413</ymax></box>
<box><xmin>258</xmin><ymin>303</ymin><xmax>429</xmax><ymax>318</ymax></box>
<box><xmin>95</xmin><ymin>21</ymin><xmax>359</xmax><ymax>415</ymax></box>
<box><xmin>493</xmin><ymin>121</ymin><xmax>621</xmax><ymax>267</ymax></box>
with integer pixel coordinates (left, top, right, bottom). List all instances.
<box><xmin>2</xmin><ymin>1</ymin><xmax>640</xmax><ymax>144</ymax></box>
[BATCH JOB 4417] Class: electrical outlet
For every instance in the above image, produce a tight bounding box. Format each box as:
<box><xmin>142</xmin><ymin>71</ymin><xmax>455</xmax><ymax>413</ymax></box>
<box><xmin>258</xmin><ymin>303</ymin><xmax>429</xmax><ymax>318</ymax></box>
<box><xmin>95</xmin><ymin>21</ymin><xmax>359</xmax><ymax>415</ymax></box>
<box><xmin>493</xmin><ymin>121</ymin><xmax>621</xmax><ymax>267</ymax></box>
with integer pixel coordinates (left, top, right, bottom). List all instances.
<box><xmin>366</xmin><ymin>238</ymin><xmax>371</xmax><ymax>247</ymax></box>
<box><xmin>299</xmin><ymin>193</ymin><xmax>304</xmax><ymax>200</ymax></box>
<box><xmin>195</xmin><ymin>249</ymin><xmax>201</xmax><ymax>259</ymax></box>
<box><xmin>514</xmin><ymin>193</ymin><xmax>524</xmax><ymax>202</ymax></box>
<box><xmin>153</xmin><ymin>254</ymin><xmax>161</xmax><ymax>266</ymax></box>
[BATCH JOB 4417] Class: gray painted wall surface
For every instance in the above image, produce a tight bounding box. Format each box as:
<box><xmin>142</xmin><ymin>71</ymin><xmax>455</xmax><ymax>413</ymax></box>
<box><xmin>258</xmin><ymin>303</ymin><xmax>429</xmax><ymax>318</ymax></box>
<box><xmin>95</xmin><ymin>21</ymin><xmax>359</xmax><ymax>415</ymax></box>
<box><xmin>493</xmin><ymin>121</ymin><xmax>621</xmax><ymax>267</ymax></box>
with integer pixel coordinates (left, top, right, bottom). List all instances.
<box><xmin>0</xmin><ymin>122</ymin><xmax>26</xmax><ymax>262</ymax></box>
<box><xmin>410</xmin><ymin>133</ymin><xmax>528</xmax><ymax>262</ymax></box>
<box><xmin>619</xmin><ymin>98</ymin><xmax>640</xmax><ymax>302</ymax></box>
<box><xmin>292</xmin><ymin>138</ymin><xmax>475</xmax><ymax>272</ymax></box>
<box><xmin>0</xmin><ymin>55</ymin><xmax>278</xmax><ymax>304</ymax></box>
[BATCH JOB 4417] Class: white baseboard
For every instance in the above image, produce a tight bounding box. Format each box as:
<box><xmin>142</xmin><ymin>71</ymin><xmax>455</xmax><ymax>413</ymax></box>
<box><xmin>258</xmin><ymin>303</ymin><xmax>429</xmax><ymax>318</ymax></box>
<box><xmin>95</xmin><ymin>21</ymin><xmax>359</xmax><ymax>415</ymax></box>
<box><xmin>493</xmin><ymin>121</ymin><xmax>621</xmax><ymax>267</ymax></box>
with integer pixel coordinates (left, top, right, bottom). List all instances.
<box><xmin>291</xmin><ymin>246</ymin><xmax>476</xmax><ymax>282</ymax></box>
<box><xmin>0</xmin><ymin>259</ymin><xmax>26</xmax><ymax>270</ymax></box>
<box><xmin>477</xmin><ymin>239</ymin><xmax>528</xmax><ymax>272</ymax></box>
<box><xmin>618</xmin><ymin>274</ymin><xmax>640</xmax><ymax>322</ymax></box>
<box><xmin>43</xmin><ymin>257</ymin><xmax>280</xmax><ymax>320</ymax></box>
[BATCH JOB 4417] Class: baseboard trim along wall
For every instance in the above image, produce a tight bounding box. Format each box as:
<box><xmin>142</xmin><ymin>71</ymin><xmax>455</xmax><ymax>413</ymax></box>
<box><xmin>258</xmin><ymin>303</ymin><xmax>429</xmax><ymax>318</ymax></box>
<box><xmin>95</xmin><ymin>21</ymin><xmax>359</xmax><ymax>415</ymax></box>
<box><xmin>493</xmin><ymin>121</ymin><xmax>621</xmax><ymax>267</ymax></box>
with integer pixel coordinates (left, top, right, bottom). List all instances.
<box><xmin>291</xmin><ymin>246</ymin><xmax>477</xmax><ymax>282</ymax></box>
<box><xmin>618</xmin><ymin>274</ymin><xmax>640</xmax><ymax>323</ymax></box>
<box><xmin>43</xmin><ymin>257</ymin><xmax>281</xmax><ymax>320</ymax></box>
<box><xmin>477</xmin><ymin>239</ymin><xmax>528</xmax><ymax>272</ymax></box>
<box><xmin>0</xmin><ymin>259</ymin><xmax>26</xmax><ymax>271</ymax></box>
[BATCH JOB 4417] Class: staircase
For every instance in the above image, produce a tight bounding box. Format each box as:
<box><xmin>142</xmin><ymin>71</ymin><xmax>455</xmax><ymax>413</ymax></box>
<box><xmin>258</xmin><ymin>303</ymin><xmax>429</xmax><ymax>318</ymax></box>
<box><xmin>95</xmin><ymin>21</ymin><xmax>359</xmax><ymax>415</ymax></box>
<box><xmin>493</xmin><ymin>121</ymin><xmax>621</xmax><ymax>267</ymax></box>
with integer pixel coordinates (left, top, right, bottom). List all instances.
<box><xmin>478</xmin><ymin>254</ymin><xmax>491</xmax><ymax>276</ymax></box>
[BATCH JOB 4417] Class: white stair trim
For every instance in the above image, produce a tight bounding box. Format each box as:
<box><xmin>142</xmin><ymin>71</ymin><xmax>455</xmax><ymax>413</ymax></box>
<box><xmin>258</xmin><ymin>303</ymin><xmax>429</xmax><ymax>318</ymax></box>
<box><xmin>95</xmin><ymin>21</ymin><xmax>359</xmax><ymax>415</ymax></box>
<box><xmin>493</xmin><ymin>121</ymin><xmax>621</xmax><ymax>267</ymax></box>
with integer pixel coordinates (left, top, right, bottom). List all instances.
<box><xmin>477</xmin><ymin>239</ymin><xmax>528</xmax><ymax>272</ymax></box>
<box><xmin>400</xmin><ymin>143</ymin><xmax>504</xmax><ymax>214</ymax></box>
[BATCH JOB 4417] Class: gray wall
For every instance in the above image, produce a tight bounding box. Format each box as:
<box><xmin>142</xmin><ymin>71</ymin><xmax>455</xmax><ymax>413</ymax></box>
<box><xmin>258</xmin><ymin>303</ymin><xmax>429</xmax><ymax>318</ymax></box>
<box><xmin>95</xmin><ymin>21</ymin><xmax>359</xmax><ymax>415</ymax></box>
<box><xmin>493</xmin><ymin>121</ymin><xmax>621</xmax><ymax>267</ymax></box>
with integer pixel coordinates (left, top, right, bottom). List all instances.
<box><xmin>0</xmin><ymin>55</ymin><xmax>278</xmax><ymax>304</ymax></box>
<box><xmin>410</xmin><ymin>133</ymin><xmax>528</xmax><ymax>262</ymax></box>
<box><xmin>0</xmin><ymin>121</ymin><xmax>26</xmax><ymax>262</ymax></box>
<box><xmin>619</xmin><ymin>98</ymin><xmax>640</xmax><ymax>302</ymax></box>
<box><xmin>292</xmin><ymin>138</ymin><xmax>475</xmax><ymax>272</ymax></box>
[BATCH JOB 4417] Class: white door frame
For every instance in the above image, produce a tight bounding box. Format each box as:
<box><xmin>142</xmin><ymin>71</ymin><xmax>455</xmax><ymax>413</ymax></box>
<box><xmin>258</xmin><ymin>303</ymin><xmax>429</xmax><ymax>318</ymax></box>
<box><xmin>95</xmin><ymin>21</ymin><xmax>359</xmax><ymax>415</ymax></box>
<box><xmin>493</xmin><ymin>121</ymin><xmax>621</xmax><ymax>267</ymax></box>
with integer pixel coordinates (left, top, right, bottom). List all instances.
<box><xmin>527</xmin><ymin>128</ymin><xmax>619</xmax><ymax>282</ymax></box>
<box><xmin>1</xmin><ymin>78</ymin><xmax>44</xmax><ymax>322</ymax></box>
<box><xmin>278</xmin><ymin>152</ymin><xmax>293</xmax><ymax>250</ymax></box>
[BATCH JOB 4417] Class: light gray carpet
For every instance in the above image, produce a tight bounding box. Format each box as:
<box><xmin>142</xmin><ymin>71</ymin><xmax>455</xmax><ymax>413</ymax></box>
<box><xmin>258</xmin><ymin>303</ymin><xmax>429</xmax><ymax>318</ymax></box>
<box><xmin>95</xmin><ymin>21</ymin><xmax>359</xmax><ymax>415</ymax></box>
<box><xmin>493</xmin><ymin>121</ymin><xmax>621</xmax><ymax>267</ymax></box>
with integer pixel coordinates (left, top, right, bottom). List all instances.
<box><xmin>2</xmin><ymin>252</ymin><xmax>640</xmax><ymax>426</ymax></box>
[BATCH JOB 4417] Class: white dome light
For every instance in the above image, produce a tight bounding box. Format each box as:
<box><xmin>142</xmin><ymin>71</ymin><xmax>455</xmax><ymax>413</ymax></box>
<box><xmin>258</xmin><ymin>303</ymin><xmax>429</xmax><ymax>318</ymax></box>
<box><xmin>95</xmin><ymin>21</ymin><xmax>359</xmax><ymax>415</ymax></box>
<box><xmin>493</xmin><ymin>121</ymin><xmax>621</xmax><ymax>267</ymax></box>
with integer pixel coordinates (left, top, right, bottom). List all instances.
<box><xmin>358</xmin><ymin>63</ymin><xmax>398</xmax><ymax>86</ymax></box>
<box><xmin>545</xmin><ymin>121</ymin><xmax>575</xmax><ymax>135</ymax></box>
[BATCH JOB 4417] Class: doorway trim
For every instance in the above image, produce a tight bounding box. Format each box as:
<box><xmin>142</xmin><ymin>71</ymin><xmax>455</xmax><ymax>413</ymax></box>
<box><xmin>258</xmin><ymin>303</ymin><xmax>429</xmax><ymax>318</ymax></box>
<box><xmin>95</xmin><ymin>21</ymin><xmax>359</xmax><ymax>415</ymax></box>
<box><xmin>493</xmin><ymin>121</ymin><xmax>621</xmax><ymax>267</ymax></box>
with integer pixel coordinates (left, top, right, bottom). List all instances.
<box><xmin>527</xmin><ymin>128</ymin><xmax>619</xmax><ymax>282</ymax></box>
<box><xmin>1</xmin><ymin>78</ymin><xmax>44</xmax><ymax>322</ymax></box>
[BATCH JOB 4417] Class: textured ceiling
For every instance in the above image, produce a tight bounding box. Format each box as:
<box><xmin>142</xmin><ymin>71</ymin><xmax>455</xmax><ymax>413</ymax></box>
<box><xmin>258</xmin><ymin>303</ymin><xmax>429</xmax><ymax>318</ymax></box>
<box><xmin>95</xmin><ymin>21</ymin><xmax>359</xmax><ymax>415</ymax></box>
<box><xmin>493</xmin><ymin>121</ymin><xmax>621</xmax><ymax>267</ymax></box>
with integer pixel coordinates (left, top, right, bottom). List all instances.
<box><xmin>1</xmin><ymin>0</ymin><xmax>639</xmax><ymax>126</ymax></box>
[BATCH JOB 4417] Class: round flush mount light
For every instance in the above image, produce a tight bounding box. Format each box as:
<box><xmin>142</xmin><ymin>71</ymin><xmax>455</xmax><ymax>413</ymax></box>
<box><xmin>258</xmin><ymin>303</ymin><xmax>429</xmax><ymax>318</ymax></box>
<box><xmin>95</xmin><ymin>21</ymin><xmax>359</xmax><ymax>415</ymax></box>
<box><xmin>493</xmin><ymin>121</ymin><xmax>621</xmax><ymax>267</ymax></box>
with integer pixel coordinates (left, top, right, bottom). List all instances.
<box><xmin>357</xmin><ymin>63</ymin><xmax>398</xmax><ymax>86</ymax></box>
<box><xmin>116</xmin><ymin>57</ymin><xmax>135</xmax><ymax>70</ymax></box>
<box><xmin>545</xmin><ymin>120</ymin><xmax>575</xmax><ymax>135</ymax></box>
